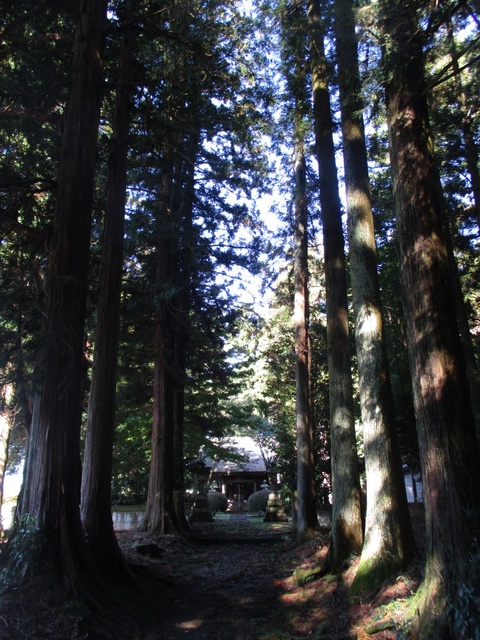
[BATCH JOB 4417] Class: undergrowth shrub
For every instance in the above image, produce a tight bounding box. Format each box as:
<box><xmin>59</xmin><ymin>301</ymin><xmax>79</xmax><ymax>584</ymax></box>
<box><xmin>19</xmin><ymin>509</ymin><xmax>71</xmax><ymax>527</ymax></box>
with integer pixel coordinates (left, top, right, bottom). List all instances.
<box><xmin>247</xmin><ymin>489</ymin><xmax>270</xmax><ymax>513</ymax></box>
<box><xmin>207</xmin><ymin>492</ymin><xmax>228</xmax><ymax>514</ymax></box>
<box><xmin>0</xmin><ymin>514</ymin><xmax>45</xmax><ymax>589</ymax></box>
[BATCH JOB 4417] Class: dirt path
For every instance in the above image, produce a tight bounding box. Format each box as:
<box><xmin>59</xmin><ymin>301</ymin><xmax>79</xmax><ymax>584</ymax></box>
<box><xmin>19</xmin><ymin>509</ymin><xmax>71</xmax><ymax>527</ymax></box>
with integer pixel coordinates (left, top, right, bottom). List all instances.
<box><xmin>117</xmin><ymin>511</ymin><xmax>422</xmax><ymax>640</ymax></box>
<box><xmin>117</xmin><ymin>514</ymin><xmax>357</xmax><ymax>640</ymax></box>
<box><xmin>119</xmin><ymin>514</ymin><xmax>301</xmax><ymax>639</ymax></box>
<box><xmin>0</xmin><ymin>508</ymin><xmax>424</xmax><ymax>639</ymax></box>
<box><xmin>159</xmin><ymin>539</ymin><xmax>291</xmax><ymax>639</ymax></box>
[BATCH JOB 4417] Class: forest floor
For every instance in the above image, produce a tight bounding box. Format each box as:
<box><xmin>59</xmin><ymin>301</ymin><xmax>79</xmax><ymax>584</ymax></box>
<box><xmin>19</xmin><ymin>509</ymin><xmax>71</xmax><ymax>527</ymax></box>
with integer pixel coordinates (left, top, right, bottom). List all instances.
<box><xmin>0</xmin><ymin>505</ymin><xmax>426</xmax><ymax>640</ymax></box>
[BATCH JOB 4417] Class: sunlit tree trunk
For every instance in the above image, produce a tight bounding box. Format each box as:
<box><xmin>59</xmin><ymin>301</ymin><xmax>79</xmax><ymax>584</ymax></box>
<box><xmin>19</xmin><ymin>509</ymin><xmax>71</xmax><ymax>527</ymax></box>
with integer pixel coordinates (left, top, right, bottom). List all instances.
<box><xmin>381</xmin><ymin>0</ymin><xmax>480</xmax><ymax>635</ymax></box>
<box><xmin>80</xmin><ymin>0</ymin><xmax>137</xmax><ymax>583</ymax></box>
<box><xmin>307</xmin><ymin>0</ymin><xmax>364</xmax><ymax>570</ymax></box>
<box><xmin>279</xmin><ymin>0</ymin><xmax>318</xmax><ymax>540</ymax></box>
<box><xmin>294</xmin><ymin>145</ymin><xmax>318</xmax><ymax>539</ymax></box>
<box><xmin>15</xmin><ymin>0</ymin><xmax>108</xmax><ymax>589</ymax></box>
<box><xmin>334</xmin><ymin>0</ymin><xmax>414</xmax><ymax>592</ymax></box>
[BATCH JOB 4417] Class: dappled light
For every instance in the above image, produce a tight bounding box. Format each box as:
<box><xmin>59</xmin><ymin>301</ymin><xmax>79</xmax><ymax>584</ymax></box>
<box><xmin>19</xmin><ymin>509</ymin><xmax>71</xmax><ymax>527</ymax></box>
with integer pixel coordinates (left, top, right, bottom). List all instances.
<box><xmin>80</xmin><ymin>507</ymin><xmax>423</xmax><ymax>639</ymax></box>
<box><xmin>1</xmin><ymin>0</ymin><xmax>479</xmax><ymax>636</ymax></box>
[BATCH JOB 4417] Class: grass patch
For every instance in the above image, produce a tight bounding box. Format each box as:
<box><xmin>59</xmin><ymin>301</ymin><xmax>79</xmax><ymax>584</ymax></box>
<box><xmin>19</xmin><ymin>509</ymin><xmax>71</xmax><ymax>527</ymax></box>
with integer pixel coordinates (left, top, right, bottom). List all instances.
<box><xmin>350</xmin><ymin>555</ymin><xmax>401</xmax><ymax>596</ymax></box>
<box><xmin>292</xmin><ymin>566</ymin><xmax>325</xmax><ymax>586</ymax></box>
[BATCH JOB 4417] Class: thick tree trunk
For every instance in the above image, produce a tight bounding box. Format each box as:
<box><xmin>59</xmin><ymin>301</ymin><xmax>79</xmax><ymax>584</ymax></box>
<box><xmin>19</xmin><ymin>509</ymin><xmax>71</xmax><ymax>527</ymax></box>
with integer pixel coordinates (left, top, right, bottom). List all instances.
<box><xmin>80</xmin><ymin>0</ymin><xmax>137</xmax><ymax>584</ymax></box>
<box><xmin>15</xmin><ymin>0</ymin><xmax>107</xmax><ymax>588</ymax></box>
<box><xmin>294</xmin><ymin>145</ymin><xmax>318</xmax><ymax>539</ymax></box>
<box><xmin>307</xmin><ymin>0</ymin><xmax>364</xmax><ymax>570</ymax></box>
<box><xmin>143</xmin><ymin>303</ymin><xmax>178</xmax><ymax>534</ymax></box>
<box><xmin>334</xmin><ymin>0</ymin><xmax>414</xmax><ymax>592</ymax></box>
<box><xmin>381</xmin><ymin>0</ymin><xmax>480</xmax><ymax>636</ymax></box>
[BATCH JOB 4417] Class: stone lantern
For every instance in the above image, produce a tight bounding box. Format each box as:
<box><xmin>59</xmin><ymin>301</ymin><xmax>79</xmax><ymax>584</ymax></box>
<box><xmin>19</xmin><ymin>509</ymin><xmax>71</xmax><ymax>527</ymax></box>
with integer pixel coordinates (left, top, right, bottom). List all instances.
<box><xmin>188</xmin><ymin>461</ymin><xmax>214</xmax><ymax>523</ymax></box>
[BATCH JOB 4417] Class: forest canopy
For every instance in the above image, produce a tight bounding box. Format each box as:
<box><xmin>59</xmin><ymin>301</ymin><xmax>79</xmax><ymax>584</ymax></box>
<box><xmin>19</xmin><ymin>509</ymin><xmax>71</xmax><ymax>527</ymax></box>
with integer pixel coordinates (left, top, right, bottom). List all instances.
<box><xmin>1</xmin><ymin>0</ymin><xmax>479</xmax><ymax>637</ymax></box>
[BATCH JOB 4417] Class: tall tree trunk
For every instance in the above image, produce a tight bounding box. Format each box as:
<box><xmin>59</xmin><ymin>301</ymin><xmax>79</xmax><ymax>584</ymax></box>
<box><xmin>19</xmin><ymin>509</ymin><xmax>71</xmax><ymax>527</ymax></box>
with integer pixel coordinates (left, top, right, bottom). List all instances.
<box><xmin>333</xmin><ymin>0</ymin><xmax>414</xmax><ymax>592</ymax></box>
<box><xmin>294</xmin><ymin>144</ymin><xmax>318</xmax><ymax>539</ymax></box>
<box><xmin>279</xmin><ymin>0</ymin><xmax>319</xmax><ymax>540</ymax></box>
<box><xmin>307</xmin><ymin>0</ymin><xmax>364</xmax><ymax>571</ymax></box>
<box><xmin>142</xmin><ymin>36</ymin><xmax>203</xmax><ymax>534</ymax></box>
<box><xmin>15</xmin><ymin>0</ymin><xmax>107</xmax><ymax>588</ymax></box>
<box><xmin>380</xmin><ymin>0</ymin><xmax>480</xmax><ymax>635</ymax></box>
<box><xmin>171</xmin><ymin>131</ymin><xmax>200</xmax><ymax>532</ymax></box>
<box><xmin>142</xmin><ymin>150</ymin><xmax>179</xmax><ymax>534</ymax></box>
<box><xmin>80</xmin><ymin>0</ymin><xmax>137</xmax><ymax>584</ymax></box>
<box><xmin>145</xmin><ymin>291</ymin><xmax>178</xmax><ymax>534</ymax></box>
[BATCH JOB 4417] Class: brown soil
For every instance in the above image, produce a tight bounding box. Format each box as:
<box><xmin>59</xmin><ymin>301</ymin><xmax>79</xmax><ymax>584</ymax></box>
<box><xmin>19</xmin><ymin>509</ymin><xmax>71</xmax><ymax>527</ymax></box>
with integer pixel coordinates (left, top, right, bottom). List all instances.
<box><xmin>0</xmin><ymin>506</ymin><xmax>425</xmax><ymax>639</ymax></box>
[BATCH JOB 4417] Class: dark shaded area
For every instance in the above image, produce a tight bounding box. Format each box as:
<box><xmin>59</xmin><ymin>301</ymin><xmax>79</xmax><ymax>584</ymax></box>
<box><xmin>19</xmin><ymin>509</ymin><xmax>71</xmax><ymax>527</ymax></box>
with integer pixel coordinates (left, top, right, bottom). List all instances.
<box><xmin>0</xmin><ymin>507</ymin><xmax>426</xmax><ymax>639</ymax></box>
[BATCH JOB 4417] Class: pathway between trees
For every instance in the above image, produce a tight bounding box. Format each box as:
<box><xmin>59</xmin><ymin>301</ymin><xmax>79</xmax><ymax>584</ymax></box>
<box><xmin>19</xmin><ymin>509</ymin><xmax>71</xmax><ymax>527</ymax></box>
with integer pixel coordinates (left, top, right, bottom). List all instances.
<box><xmin>153</xmin><ymin>514</ymin><xmax>297</xmax><ymax>639</ymax></box>
<box><xmin>115</xmin><ymin>510</ymin><xmax>421</xmax><ymax>640</ymax></box>
<box><xmin>0</xmin><ymin>508</ymin><xmax>424</xmax><ymax>639</ymax></box>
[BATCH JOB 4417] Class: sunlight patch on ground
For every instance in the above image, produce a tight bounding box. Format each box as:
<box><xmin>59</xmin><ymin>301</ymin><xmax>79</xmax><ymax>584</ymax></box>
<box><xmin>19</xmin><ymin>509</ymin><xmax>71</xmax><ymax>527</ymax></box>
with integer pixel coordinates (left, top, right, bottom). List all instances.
<box><xmin>175</xmin><ymin>619</ymin><xmax>204</xmax><ymax>631</ymax></box>
<box><xmin>279</xmin><ymin>586</ymin><xmax>317</xmax><ymax>604</ymax></box>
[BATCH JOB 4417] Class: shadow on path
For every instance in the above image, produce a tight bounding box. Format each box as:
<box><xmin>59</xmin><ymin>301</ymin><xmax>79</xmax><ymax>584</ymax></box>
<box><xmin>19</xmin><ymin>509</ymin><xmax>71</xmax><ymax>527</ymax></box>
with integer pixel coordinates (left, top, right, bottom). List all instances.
<box><xmin>117</xmin><ymin>514</ymin><xmax>358</xmax><ymax>640</ymax></box>
<box><xmin>157</xmin><ymin>514</ymin><xmax>297</xmax><ymax>639</ymax></box>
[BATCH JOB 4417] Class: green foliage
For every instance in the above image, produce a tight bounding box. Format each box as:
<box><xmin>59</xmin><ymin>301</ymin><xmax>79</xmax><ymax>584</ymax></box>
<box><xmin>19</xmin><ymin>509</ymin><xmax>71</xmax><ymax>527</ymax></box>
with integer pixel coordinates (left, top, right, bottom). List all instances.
<box><xmin>0</xmin><ymin>0</ymin><xmax>81</xmax><ymax>484</ymax></box>
<box><xmin>111</xmin><ymin>413</ymin><xmax>151</xmax><ymax>505</ymax></box>
<box><xmin>207</xmin><ymin>491</ymin><xmax>228</xmax><ymax>514</ymax></box>
<box><xmin>2</xmin><ymin>0</ymin><xmax>479</xmax><ymax>611</ymax></box>
<box><xmin>247</xmin><ymin>489</ymin><xmax>270</xmax><ymax>513</ymax></box>
<box><xmin>1</xmin><ymin>514</ymin><xmax>45</xmax><ymax>588</ymax></box>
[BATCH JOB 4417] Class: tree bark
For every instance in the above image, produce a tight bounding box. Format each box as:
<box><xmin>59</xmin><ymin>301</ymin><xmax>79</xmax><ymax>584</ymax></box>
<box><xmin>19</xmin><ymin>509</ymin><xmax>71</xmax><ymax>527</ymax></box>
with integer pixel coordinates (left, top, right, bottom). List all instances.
<box><xmin>307</xmin><ymin>0</ymin><xmax>364</xmax><ymax>570</ymax></box>
<box><xmin>380</xmin><ymin>0</ymin><xmax>480</xmax><ymax>635</ymax></box>
<box><xmin>142</xmin><ymin>147</ymin><xmax>179</xmax><ymax>534</ymax></box>
<box><xmin>333</xmin><ymin>0</ymin><xmax>414</xmax><ymax>592</ymax></box>
<box><xmin>141</xmin><ymin>31</ymin><xmax>204</xmax><ymax>534</ymax></box>
<box><xmin>294</xmin><ymin>144</ymin><xmax>318</xmax><ymax>539</ymax></box>
<box><xmin>143</xmin><ymin>125</ymin><xmax>200</xmax><ymax>534</ymax></box>
<box><xmin>171</xmin><ymin>130</ymin><xmax>201</xmax><ymax>532</ymax></box>
<box><xmin>80</xmin><ymin>0</ymin><xmax>137</xmax><ymax>584</ymax></box>
<box><xmin>15</xmin><ymin>0</ymin><xmax>108</xmax><ymax>589</ymax></box>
